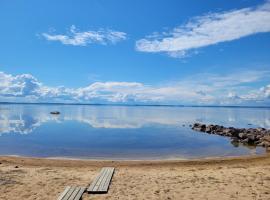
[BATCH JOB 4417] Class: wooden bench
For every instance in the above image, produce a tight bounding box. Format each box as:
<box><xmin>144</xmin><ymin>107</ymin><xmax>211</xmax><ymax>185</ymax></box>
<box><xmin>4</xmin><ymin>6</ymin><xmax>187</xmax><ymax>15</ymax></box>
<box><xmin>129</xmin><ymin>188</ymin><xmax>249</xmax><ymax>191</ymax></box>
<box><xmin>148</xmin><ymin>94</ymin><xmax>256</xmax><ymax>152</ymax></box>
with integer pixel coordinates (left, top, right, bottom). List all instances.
<box><xmin>87</xmin><ymin>167</ymin><xmax>115</xmax><ymax>194</ymax></box>
<box><xmin>57</xmin><ymin>186</ymin><xmax>85</xmax><ymax>200</ymax></box>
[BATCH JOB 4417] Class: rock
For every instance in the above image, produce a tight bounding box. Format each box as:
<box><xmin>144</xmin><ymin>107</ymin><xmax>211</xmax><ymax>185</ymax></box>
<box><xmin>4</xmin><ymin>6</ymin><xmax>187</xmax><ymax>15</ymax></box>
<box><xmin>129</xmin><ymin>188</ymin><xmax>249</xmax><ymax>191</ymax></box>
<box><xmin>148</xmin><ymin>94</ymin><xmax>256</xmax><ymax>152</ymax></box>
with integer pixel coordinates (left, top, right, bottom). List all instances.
<box><xmin>254</xmin><ymin>140</ymin><xmax>261</xmax><ymax>145</ymax></box>
<box><xmin>200</xmin><ymin>124</ymin><xmax>206</xmax><ymax>132</ymax></box>
<box><xmin>209</xmin><ymin>125</ymin><xmax>216</xmax><ymax>131</ymax></box>
<box><xmin>238</xmin><ymin>128</ymin><xmax>246</xmax><ymax>133</ymax></box>
<box><xmin>231</xmin><ymin>137</ymin><xmax>239</xmax><ymax>142</ymax></box>
<box><xmin>192</xmin><ymin>123</ymin><xmax>206</xmax><ymax>132</ymax></box>
<box><xmin>231</xmin><ymin>138</ymin><xmax>239</xmax><ymax>147</ymax></box>
<box><xmin>262</xmin><ymin>135</ymin><xmax>270</xmax><ymax>142</ymax></box>
<box><xmin>255</xmin><ymin>134</ymin><xmax>263</xmax><ymax>140</ymax></box>
<box><xmin>14</xmin><ymin>166</ymin><xmax>19</xmax><ymax>168</ymax></box>
<box><xmin>259</xmin><ymin>141</ymin><xmax>270</xmax><ymax>148</ymax></box>
<box><xmin>231</xmin><ymin>129</ymin><xmax>240</xmax><ymax>137</ymax></box>
<box><xmin>242</xmin><ymin>138</ymin><xmax>249</xmax><ymax>144</ymax></box>
<box><xmin>257</xmin><ymin>142</ymin><xmax>264</xmax><ymax>146</ymax></box>
<box><xmin>215</xmin><ymin>127</ymin><xmax>224</xmax><ymax>134</ymax></box>
<box><xmin>246</xmin><ymin>129</ymin><xmax>252</xmax><ymax>134</ymax></box>
<box><xmin>223</xmin><ymin>128</ymin><xmax>237</xmax><ymax>137</ymax></box>
<box><xmin>50</xmin><ymin>111</ymin><xmax>60</xmax><ymax>115</ymax></box>
<box><xmin>256</xmin><ymin>127</ymin><xmax>266</xmax><ymax>131</ymax></box>
<box><xmin>205</xmin><ymin>126</ymin><xmax>212</xmax><ymax>133</ymax></box>
<box><xmin>238</xmin><ymin>132</ymin><xmax>247</xmax><ymax>139</ymax></box>
<box><xmin>193</xmin><ymin>123</ymin><xmax>201</xmax><ymax>127</ymax></box>
<box><xmin>247</xmin><ymin>134</ymin><xmax>256</xmax><ymax>142</ymax></box>
<box><xmin>265</xmin><ymin>142</ymin><xmax>270</xmax><ymax>148</ymax></box>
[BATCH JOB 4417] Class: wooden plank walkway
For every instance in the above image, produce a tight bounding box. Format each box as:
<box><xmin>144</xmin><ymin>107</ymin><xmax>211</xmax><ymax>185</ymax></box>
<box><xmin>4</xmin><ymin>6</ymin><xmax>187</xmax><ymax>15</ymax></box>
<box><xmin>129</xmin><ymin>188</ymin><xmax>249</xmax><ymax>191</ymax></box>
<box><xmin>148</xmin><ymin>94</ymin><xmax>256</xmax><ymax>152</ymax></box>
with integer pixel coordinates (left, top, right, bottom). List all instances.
<box><xmin>87</xmin><ymin>167</ymin><xmax>115</xmax><ymax>194</ymax></box>
<box><xmin>57</xmin><ymin>186</ymin><xmax>85</xmax><ymax>200</ymax></box>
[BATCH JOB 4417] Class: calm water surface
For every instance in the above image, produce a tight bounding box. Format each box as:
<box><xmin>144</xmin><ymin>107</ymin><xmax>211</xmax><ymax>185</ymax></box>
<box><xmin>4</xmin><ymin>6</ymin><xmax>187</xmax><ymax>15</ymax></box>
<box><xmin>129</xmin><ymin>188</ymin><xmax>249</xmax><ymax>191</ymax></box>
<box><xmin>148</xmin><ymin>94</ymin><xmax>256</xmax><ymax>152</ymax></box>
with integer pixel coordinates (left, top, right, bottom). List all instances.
<box><xmin>0</xmin><ymin>104</ymin><xmax>269</xmax><ymax>160</ymax></box>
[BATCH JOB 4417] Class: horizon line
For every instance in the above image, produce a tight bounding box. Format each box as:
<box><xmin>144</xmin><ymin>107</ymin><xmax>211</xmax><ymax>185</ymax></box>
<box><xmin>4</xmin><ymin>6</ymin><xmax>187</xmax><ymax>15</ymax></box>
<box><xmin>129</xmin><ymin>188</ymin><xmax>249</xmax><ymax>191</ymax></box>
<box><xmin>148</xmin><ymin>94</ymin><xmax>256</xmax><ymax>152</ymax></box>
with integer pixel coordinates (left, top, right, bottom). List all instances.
<box><xmin>0</xmin><ymin>102</ymin><xmax>269</xmax><ymax>109</ymax></box>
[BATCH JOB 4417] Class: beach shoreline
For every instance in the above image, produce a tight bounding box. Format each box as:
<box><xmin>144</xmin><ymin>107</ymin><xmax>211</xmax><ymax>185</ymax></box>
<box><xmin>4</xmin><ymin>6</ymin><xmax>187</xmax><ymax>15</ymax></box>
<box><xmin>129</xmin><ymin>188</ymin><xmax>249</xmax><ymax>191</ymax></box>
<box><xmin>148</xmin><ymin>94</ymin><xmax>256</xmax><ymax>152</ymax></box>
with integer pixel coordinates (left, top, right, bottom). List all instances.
<box><xmin>1</xmin><ymin>153</ymin><xmax>270</xmax><ymax>199</ymax></box>
<box><xmin>0</xmin><ymin>152</ymin><xmax>269</xmax><ymax>167</ymax></box>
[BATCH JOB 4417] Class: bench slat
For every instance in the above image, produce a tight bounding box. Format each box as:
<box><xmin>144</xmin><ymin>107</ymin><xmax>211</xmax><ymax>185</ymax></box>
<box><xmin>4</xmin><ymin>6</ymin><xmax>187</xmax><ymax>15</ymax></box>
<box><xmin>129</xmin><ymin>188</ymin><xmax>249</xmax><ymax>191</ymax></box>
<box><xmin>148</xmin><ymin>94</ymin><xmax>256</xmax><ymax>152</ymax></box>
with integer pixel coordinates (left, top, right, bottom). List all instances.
<box><xmin>57</xmin><ymin>186</ymin><xmax>71</xmax><ymax>200</ymax></box>
<box><xmin>87</xmin><ymin>167</ymin><xmax>115</xmax><ymax>193</ymax></box>
<box><xmin>73</xmin><ymin>187</ymin><xmax>86</xmax><ymax>200</ymax></box>
<box><xmin>97</xmin><ymin>169</ymin><xmax>110</xmax><ymax>191</ymax></box>
<box><xmin>58</xmin><ymin>186</ymin><xmax>85</xmax><ymax>200</ymax></box>
<box><xmin>98</xmin><ymin>168</ymin><xmax>111</xmax><ymax>191</ymax></box>
<box><xmin>68</xmin><ymin>187</ymin><xmax>80</xmax><ymax>200</ymax></box>
<box><xmin>101</xmin><ymin>168</ymin><xmax>114</xmax><ymax>192</ymax></box>
<box><xmin>87</xmin><ymin>168</ymin><xmax>107</xmax><ymax>191</ymax></box>
<box><xmin>62</xmin><ymin>187</ymin><xmax>76</xmax><ymax>200</ymax></box>
<box><xmin>93</xmin><ymin>168</ymin><xmax>109</xmax><ymax>191</ymax></box>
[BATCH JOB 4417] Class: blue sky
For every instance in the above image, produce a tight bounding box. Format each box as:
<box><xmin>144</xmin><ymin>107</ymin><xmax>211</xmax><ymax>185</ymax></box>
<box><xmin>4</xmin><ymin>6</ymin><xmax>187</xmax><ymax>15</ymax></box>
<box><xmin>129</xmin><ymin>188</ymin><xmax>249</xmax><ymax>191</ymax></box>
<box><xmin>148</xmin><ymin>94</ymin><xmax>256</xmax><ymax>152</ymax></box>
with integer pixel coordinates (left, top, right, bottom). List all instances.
<box><xmin>0</xmin><ymin>0</ymin><xmax>270</xmax><ymax>105</ymax></box>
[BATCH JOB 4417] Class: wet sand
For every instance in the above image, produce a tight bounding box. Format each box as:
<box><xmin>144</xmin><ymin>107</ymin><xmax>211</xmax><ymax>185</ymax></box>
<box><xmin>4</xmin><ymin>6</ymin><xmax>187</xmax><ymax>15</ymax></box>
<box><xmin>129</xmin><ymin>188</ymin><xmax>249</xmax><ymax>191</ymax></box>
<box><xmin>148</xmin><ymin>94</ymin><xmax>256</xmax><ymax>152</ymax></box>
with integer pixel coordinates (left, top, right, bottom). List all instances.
<box><xmin>1</xmin><ymin>154</ymin><xmax>270</xmax><ymax>200</ymax></box>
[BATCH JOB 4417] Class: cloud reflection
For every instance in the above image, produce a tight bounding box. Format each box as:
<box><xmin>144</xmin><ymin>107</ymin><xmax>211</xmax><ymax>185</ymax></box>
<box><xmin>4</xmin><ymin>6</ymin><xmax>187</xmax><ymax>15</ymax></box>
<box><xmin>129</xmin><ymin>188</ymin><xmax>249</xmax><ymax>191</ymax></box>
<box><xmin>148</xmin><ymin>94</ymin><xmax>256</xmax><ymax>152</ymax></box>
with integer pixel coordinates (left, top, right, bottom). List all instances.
<box><xmin>0</xmin><ymin>105</ymin><xmax>269</xmax><ymax>135</ymax></box>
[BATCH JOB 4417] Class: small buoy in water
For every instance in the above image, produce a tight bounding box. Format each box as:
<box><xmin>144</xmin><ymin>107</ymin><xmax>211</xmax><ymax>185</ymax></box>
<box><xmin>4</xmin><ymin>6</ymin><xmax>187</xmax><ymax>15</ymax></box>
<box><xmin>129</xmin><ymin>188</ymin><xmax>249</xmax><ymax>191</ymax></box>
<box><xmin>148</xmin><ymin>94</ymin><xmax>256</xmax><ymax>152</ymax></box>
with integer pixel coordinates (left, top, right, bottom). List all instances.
<box><xmin>50</xmin><ymin>111</ymin><xmax>60</xmax><ymax>115</ymax></box>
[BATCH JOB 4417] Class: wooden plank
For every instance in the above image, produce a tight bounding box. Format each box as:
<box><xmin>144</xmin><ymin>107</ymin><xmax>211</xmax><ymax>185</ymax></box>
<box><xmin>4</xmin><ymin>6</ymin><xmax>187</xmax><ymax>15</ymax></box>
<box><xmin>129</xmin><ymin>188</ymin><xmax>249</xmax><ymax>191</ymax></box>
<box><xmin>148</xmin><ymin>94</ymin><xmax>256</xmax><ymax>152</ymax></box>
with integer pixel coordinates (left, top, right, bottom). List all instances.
<box><xmin>101</xmin><ymin>168</ymin><xmax>115</xmax><ymax>192</ymax></box>
<box><xmin>67</xmin><ymin>187</ymin><xmax>80</xmax><ymax>200</ymax></box>
<box><xmin>92</xmin><ymin>168</ymin><xmax>109</xmax><ymax>191</ymax></box>
<box><xmin>100</xmin><ymin>168</ymin><xmax>114</xmax><ymax>192</ymax></box>
<box><xmin>87</xmin><ymin>167</ymin><xmax>108</xmax><ymax>192</ymax></box>
<box><xmin>87</xmin><ymin>167</ymin><xmax>115</xmax><ymax>194</ymax></box>
<box><xmin>73</xmin><ymin>187</ymin><xmax>86</xmax><ymax>200</ymax></box>
<box><xmin>87</xmin><ymin>168</ymin><xmax>107</xmax><ymax>191</ymax></box>
<box><xmin>62</xmin><ymin>186</ymin><xmax>76</xmax><ymax>200</ymax></box>
<box><xmin>98</xmin><ymin>168</ymin><xmax>111</xmax><ymax>191</ymax></box>
<box><xmin>57</xmin><ymin>186</ymin><xmax>71</xmax><ymax>200</ymax></box>
<box><xmin>58</xmin><ymin>186</ymin><xmax>85</xmax><ymax>200</ymax></box>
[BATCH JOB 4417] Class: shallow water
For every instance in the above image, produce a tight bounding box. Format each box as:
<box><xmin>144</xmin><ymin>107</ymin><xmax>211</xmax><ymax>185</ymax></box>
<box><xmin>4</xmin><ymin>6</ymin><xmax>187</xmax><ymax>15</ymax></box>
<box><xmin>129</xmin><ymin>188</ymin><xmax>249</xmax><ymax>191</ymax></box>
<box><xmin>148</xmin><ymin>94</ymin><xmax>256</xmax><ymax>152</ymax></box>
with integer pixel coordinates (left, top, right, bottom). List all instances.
<box><xmin>0</xmin><ymin>104</ymin><xmax>269</xmax><ymax>160</ymax></box>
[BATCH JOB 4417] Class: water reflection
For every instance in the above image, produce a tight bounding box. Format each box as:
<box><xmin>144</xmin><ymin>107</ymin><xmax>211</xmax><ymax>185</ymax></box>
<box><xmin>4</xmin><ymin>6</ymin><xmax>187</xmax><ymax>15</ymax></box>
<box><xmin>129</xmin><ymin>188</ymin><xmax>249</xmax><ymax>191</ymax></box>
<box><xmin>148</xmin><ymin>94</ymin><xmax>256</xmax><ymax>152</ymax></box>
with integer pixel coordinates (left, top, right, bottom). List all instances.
<box><xmin>0</xmin><ymin>104</ymin><xmax>268</xmax><ymax>159</ymax></box>
<box><xmin>0</xmin><ymin>105</ymin><xmax>269</xmax><ymax>135</ymax></box>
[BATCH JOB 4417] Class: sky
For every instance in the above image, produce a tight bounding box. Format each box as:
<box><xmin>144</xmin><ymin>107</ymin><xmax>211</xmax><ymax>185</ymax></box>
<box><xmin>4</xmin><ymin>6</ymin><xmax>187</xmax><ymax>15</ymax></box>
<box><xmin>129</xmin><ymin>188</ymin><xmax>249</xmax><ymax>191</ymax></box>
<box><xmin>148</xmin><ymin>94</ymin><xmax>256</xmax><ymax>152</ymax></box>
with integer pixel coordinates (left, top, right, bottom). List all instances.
<box><xmin>0</xmin><ymin>0</ymin><xmax>270</xmax><ymax>105</ymax></box>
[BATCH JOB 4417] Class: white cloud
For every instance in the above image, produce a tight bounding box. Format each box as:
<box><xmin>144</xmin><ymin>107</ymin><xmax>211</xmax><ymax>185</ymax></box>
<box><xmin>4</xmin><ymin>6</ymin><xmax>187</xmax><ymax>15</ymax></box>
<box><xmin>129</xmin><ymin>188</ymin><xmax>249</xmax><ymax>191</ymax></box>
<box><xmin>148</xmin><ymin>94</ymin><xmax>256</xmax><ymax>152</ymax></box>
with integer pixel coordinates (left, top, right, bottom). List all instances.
<box><xmin>0</xmin><ymin>70</ymin><xmax>269</xmax><ymax>106</ymax></box>
<box><xmin>42</xmin><ymin>25</ymin><xmax>127</xmax><ymax>46</ymax></box>
<box><xmin>0</xmin><ymin>72</ymin><xmax>41</xmax><ymax>97</ymax></box>
<box><xmin>237</xmin><ymin>84</ymin><xmax>270</xmax><ymax>101</ymax></box>
<box><xmin>262</xmin><ymin>85</ymin><xmax>270</xmax><ymax>98</ymax></box>
<box><xmin>76</xmin><ymin>82</ymin><xmax>144</xmax><ymax>102</ymax></box>
<box><xmin>136</xmin><ymin>1</ymin><xmax>270</xmax><ymax>57</ymax></box>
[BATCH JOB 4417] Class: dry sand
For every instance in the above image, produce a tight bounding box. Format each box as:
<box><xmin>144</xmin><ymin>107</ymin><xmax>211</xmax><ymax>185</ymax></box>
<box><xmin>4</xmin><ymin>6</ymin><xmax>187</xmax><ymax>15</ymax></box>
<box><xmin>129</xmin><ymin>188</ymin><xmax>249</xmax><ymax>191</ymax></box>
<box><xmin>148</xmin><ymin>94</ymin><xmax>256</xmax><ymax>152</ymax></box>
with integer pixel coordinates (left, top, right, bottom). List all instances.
<box><xmin>1</xmin><ymin>154</ymin><xmax>270</xmax><ymax>200</ymax></box>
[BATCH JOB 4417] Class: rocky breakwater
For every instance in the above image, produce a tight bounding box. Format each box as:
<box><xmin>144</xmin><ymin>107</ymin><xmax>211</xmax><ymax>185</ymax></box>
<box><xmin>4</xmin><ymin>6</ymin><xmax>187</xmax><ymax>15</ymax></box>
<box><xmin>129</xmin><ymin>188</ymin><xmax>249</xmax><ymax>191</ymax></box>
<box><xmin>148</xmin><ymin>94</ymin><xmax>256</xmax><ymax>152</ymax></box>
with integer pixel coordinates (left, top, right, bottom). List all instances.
<box><xmin>192</xmin><ymin>123</ymin><xmax>270</xmax><ymax>148</ymax></box>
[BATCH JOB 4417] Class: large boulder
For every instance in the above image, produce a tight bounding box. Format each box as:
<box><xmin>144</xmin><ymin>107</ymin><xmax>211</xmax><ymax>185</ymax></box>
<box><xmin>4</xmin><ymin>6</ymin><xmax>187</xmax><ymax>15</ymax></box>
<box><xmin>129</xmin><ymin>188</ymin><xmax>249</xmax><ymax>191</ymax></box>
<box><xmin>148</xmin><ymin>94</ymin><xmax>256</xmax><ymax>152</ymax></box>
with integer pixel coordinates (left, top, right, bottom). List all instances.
<box><xmin>257</xmin><ymin>141</ymin><xmax>270</xmax><ymax>148</ymax></box>
<box><xmin>246</xmin><ymin>134</ymin><xmax>256</xmax><ymax>143</ymax></box>
<box><xmin>238</xmin><ymin>132</ymin><xmax>247</xmax><ymax>139</ymax></box>
<box><xmin>192</xmin><ymin>123</ymin><xmax>206</xmax><ymax>132</ymax></box>
<box><xmin>262</xmin><ymin>135</ymin><xmax>270</xmax><ymax>142</ymax></box>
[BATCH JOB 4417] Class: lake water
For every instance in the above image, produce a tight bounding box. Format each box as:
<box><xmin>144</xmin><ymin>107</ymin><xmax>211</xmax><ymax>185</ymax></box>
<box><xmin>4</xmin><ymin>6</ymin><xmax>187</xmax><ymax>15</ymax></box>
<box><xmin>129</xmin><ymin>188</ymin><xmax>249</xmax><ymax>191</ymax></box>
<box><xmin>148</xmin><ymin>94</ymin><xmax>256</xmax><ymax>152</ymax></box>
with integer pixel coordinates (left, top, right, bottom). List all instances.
<box><xmin>0</xmin><ymin>104</ymin><xmax>269</xmax><ymax>160</ymax></box>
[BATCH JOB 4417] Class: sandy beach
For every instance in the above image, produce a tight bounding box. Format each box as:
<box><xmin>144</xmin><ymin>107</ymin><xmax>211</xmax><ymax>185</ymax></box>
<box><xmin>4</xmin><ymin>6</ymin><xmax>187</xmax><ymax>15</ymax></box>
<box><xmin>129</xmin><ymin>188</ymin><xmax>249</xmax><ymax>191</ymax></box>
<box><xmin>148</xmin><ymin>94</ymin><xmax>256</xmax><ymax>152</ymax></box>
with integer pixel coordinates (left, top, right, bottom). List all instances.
<box><xmin>1</xmin><ymin>154</ymin><xmax>270</xmax><ymax>200</ymax></box>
